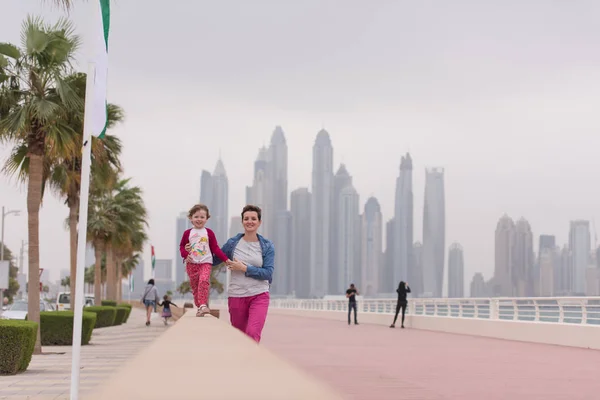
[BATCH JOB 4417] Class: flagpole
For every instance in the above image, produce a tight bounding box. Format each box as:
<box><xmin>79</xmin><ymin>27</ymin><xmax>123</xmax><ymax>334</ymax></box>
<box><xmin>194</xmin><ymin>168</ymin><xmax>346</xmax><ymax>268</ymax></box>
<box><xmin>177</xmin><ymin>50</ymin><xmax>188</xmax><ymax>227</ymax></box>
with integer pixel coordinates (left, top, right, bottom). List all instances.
<box><xmin>70</xmin><ymin>62</ymin><xmax>96</xmax><ymax>400</ymax></box>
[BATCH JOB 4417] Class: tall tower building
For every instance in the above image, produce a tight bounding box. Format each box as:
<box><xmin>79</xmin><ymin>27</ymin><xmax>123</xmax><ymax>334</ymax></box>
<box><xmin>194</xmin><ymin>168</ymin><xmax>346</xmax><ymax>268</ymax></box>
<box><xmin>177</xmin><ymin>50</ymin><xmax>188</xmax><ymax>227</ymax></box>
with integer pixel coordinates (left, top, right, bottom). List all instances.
<box><xmin>493</xmin><ymin>215</ymin><xmax>515</xmax><ymax>297</ymax></box>
<box><xmin>539</xmin><ymin>247</ymin><xmax>556</xmax><ymax>296</ymax></box>
<box><xmin>200</xmin><ymin>159</ymin><xmax>229</xmax><ymax>293</ymax></box>
<box><xmin>412</xmin><ymin>242</ymin><xmax>424</xmax><ymax>297</ymax></box>
<box><xmin>290</xmin><ymin>188</ymin><xmax>311</xmax><ymax>298</ymax></box>
<box><xmin>211</xmin><ymin>159</ymin><xmax>229</xmax><ymax>245</ymax></box>
<box><xmin>422</xmin><ymin>168</ymin><xmax>445</xmax><ymax>298</ymax></box>
<box><xmin>199</xmin><ymin>160</ymin><xmax>229</xmax><ymax>245</ymax></box>
<box><xmin>269</xmin><ymin>127</ymin><xmax>290</xmax><ymax>295</ymax></box>
<box><xmin>382</xmin><ymin>219</ymin><xmax>395</xmax><ymax>293</ymax></box>
<box><xmin>448</xmin><ymin>243</ymin><xmax>464</xmax><ymax>298</ymax></box>
<box><xmin>470</xmin><ymin>272</ymin><xmax>487</xmax><ymax>298</ymax></box>
<box><xmin>175</xmin><ymin>212</ymin><xmax>192</xmax><ymax>287</ymax></box>
<box><xmin>393</xmin><ymin>153</ymin><xmax>413</xmax><ymax>287</ymax></box>
<box><xmin>246</xmin><ymin>147</ymin><xmax>269</xmax><ymax>234</ymax></box>
<box><xmin>557</xmin><ymin>245</ymin><xmax>572</xmax><ymax>295</ymax></box>
<box><xmin>513</xmin><ymin>218</ymin><xmax>534</xmax><ymax>297</ymax></box>
<box><xmin>337</xmin><ymin>184</ymin><xmax>360</xmax><ymax>292</ymax></box>
<box><xmin>310</xmin><ymin>129</ymin><xmax>334</xmax><ymax>297</ymax></box>
<box><xmin>331</xmin><ymin>164</ymin><xmax>352</xmax><ymax>293</ymax></box>
<box><xmin>361</xmin><ymin>197</ymin><xmax>382</xmax><ymax>296</ymax></box>
<box><xmin>569</xmin><ymin>220</ymin><xmax>591</xmax><ymax>295</ymax></box>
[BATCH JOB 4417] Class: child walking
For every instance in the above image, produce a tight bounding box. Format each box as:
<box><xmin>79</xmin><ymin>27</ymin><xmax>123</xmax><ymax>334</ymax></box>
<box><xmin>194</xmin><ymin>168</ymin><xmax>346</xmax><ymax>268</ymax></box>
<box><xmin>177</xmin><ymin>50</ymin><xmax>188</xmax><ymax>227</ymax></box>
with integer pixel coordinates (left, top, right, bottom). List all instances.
<box><xmin>159</xmin><ymin>295</ymin><xmax>178</xmax><ymax>325</ymax></box>
<box><xmin>179</xmin><ymin>204</ymin><xmax>229</xmax><ymax>317</ymax></box>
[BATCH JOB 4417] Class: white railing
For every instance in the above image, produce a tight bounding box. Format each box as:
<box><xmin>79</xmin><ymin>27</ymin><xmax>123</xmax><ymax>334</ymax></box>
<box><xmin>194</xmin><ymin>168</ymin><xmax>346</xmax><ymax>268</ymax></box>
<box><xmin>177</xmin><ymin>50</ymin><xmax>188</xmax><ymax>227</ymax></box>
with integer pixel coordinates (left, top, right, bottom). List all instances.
<box><xmin>269</xmin><ymin>297</ymin><xmax>600</xmax><ymax>325</ymax></box>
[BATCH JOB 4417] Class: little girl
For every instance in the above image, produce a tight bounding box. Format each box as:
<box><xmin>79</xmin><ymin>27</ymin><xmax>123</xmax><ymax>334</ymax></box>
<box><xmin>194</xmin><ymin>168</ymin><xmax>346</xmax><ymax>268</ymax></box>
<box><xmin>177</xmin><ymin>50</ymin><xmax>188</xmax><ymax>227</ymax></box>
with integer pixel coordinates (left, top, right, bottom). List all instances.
<box><xmin>179</xmin><ymin>204</ymin><xmax>229</xmax><ymax>317</ymax></box>
<box><xmin>159</xmin><ymin>295</ymin><xmax>178</xmax><ymax>325</ymax></box>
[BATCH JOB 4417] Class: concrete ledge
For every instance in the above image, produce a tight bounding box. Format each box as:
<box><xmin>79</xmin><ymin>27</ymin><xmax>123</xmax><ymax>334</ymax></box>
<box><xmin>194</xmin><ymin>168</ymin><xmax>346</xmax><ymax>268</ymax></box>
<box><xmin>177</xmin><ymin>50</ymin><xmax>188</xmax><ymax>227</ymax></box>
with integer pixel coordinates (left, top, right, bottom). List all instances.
<box><xmin>269</xmin><ymin>308</ymin><xmax>600</xmax><ymax>350</ymax></box>
<box><xmin>90</xmin><ymin>309</ymin><xmax>342</xmax><ymax>400</ymax></box>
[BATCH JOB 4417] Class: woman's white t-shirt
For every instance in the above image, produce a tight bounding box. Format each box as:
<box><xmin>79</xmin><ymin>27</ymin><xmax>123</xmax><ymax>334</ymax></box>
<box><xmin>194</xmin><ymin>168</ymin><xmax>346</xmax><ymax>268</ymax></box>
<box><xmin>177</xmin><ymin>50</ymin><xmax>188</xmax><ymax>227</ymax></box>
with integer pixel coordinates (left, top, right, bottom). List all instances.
<box><xmin>228</xmin><ymin>238</ymin><xmax>268</xmax><ymax>298</ymax></box>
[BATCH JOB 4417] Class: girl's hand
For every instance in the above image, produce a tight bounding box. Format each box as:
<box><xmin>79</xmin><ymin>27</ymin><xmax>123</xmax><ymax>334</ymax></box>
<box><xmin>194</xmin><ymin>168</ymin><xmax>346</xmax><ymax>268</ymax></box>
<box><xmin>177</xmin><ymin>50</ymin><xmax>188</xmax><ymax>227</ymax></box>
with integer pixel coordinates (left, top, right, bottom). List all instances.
<box><xmin>227</xmin><ymin>258</ymin><xmax>247</xmax><ymax>273</ymax></box>
<box><xmin>185</xmin><ymin>255</ymin><xmax>193</xmax><ymax>264</ymax></box>
<box><xmin>185</xmin><ymin>243</ymin><xmax>192</xmax><ymax>252</ymax></box>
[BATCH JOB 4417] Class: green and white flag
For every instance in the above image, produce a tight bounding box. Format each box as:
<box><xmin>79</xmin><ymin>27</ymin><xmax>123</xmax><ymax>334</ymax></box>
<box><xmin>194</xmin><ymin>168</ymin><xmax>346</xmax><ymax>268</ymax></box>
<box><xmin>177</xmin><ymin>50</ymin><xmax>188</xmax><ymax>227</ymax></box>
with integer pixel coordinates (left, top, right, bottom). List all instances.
<box><xmin>91</xmin><ymin>0</ymin><xmax>110</xmax><ymax>138</ymax></box>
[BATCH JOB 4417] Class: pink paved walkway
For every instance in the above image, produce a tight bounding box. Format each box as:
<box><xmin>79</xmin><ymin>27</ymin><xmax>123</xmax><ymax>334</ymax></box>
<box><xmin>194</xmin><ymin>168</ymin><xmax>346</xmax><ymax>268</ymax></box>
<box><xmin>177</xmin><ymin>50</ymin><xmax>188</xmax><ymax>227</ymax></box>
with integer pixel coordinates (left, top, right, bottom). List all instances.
<box><xmin>261</xmin><ymin>314</ymin><xmax>600</xmax><ymax>400</ymax></box>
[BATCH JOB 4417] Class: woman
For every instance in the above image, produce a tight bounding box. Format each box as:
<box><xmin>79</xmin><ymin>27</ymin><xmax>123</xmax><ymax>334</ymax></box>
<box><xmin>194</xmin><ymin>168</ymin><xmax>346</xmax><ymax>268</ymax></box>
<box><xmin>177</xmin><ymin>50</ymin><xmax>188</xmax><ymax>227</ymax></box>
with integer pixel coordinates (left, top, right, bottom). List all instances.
<box><xmin>215</xmin><ymin>205</ymin><xmax>275</xmax><ymax>343</ymax></box>
<box><xmin>141</xmin><ymin>278</ymin><xmax>160</xmax><ymax>326</ymax></box>
<box><xmin>390</xmin><ymin>281</ymin><xmax>411</xmax><ymax>329</ymax></box>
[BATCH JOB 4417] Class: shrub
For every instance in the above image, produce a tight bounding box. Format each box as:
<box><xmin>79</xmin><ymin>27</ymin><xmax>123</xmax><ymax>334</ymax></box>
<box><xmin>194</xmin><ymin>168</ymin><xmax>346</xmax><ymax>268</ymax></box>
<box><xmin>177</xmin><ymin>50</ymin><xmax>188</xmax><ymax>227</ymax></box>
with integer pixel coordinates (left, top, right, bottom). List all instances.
<box><xmin>118</xmin><ymin>303</ymin><xmax>132</xmax><ymax>323</ymax></box>
<box><xmin>40</xmin><ymin>311</ymin><xmax>96</xmax><ymax>346</ymax></box>
<box><xmin>101</xmin><ymin>300</ymin><xmax>117</xmax><ymax>307</ymax></box>
<box><xmin>113</xmin><ymin>307</ymin><xmax>128</xmax><ymax>326</ymax></box>
<box><xmin>0</xmin><ymin>320</ymin><xmax>38</xmax><ymax>375</ymax></box>
<box><xmin>84</xmin><ymin>306</ymin><xmax>117</xmax><ymax>328</ymax></box>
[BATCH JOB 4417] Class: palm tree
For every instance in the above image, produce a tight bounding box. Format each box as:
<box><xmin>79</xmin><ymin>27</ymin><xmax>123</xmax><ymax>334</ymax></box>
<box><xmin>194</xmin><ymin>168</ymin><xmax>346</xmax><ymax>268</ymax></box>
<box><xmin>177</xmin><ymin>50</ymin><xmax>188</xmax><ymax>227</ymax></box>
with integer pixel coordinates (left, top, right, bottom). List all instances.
<box><xmin>48</xmin><ymin>72</ymin><xmax>123</xmax><ymax>309</ymax></box>
<box><xmin>0</xmin><ymin>16</ymin><xmax>81</xmax><ymax>354</ymax></box>
<box><xmin>88</xmin><ymin>178</ymin><xmax>148</xmax><ymax>302</ymax></box>
<box><xmin>87</xmin><ymin>181</ymin><xmax>116</xmax><ymax>303</ymax></box>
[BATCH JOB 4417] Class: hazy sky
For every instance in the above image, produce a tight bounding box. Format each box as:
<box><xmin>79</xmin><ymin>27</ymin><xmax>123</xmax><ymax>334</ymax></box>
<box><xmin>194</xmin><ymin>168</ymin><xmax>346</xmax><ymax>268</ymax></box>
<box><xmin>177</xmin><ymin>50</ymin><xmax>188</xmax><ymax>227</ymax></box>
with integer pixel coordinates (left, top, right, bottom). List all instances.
<box><xmin>2</xmin><ymin>1</ymin><xmax>600</xmax><ymax>291</ymax></box>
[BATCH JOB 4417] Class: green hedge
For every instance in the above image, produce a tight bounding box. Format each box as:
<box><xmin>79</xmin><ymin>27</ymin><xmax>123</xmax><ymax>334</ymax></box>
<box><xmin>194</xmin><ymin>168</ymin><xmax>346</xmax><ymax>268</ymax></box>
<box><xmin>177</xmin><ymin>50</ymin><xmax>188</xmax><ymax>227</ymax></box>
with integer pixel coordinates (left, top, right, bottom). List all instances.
<box><xmin>40</xmin><ymin>311</ymin><xmax>96</xmax><ymax>346</ymax></box>
<box><xmin>113</xmin><ymin>307</ymin><xmax>128</xmax><ymax>326</ymax></box>
<box><xmin>0</xmin><ymin>320</ymin><xmax>38</xmax><ymax>375</ymax></box>
<box><xmin>85</xmin><ymin>306</ymin><xmax>117</xmax><ymax>328</ymax></box>
<box><xmin>118</xmin><ymin>303</ymin><xmax>132</xmax><ymax>323</ymax></box>
<box><xmin>101</xmin><ymin>300</ymin><xmax>117</xmax><ymax>307</ymax></box>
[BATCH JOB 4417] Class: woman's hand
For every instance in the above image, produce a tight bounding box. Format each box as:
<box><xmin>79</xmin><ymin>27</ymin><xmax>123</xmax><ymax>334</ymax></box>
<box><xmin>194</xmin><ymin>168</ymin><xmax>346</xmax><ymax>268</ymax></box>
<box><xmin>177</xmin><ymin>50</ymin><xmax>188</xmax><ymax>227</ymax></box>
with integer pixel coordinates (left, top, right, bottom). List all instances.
<box><xmin>227</xmin><ymin>258</ymin><xmax>247</xmax><ymax>273</ymax></box>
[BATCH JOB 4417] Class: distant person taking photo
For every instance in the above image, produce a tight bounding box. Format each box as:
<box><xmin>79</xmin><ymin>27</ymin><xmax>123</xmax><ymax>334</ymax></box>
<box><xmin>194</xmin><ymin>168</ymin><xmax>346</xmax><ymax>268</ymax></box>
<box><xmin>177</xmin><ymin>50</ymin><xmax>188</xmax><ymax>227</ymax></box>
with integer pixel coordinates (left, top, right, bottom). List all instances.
<box><xmin>390</xmin><ymin>281</ymin><xmax>411</xmax><ymax>329</ymax></box>
<box><xmin>346</xmin><ymin>283</ymin><xmax>359</xmax><ymax>325</ymax></box>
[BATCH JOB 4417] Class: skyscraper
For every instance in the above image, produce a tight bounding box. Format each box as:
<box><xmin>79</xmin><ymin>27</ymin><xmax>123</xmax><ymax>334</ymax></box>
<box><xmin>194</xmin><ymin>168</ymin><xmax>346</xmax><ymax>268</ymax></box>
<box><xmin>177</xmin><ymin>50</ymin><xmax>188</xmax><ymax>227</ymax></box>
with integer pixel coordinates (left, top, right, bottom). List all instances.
<box><xmin>412</xmin><ymin>242</ymin><xmax>423</xmax><ymax>297</ymax></box>
<box><xmin>393</xmin><ymin>153</ymin><xmax>413</xmax><ymax>286</ymax></box>
<box><xmin>513</xmin><ymin>218</ymin><xmax>534</xmax><ymax>297</ymax></box>
<box><xmin>175</xmin><ymin>212</ymin><xmax>191</xmax><ymax>287</ymax></box>
<box><xmin>539</xmin><ymin>247</ymin><xmax>556</xmax><ymax>296</ymax></box>
<box><xmin>382</xmin><ymin>219</ymin><xmax>395</xmax><ymax>293</ymax></box>
<box><xmin>569</xmin><ymin>220</ymin><xmax>591</xmax><ymax>295</ymax></box>
<box><xmin>269</xmin><ymin>126</ymin><xmax>288</xmax><ymax>231</ymax></box>
<box><xmin>229</xmin><ymin>216</ymin><xmax>242</xmax><ymax>237</ymax></box>
<box><xmin>331</xmin><ymin>164</ymin><xmax>352</xmax><ymax>293</ymax></box>
<box><xmin>337</xmin><ymin>184</ymin><xmax>360</xmax><ymax>292</ymax></box>
<box><xmin>310</xmin><ymin>129</ymin><xmax>333</xmax><ymax>297</ymax></box>
<box><xmin>448</xmin><ymin>243</ymin><xmax>464</xmax><ymax>298</ymax></box>
<box><xmin>154</xmin><ymin>259</ymin><xmax>174</xmax><ymax>296</ymax></box>
<box><xmin>290</xmin><ymin>188</ymin><xmax>311</xmax><ymax>298</ymax></box>
<box><xmin>493</xmin><ymin>215</ymin><xmax>515</xmax><ymax>297</ymax></box>
<box><xmin>269</xmin><ymin>127</ymin><xmax>290</xmax><ymax>296</ymax></box>
<box><xmin>557</xmin><ymin>245</ymin><xmax>572</xmax><ymax>295</ymax></box>
<box><xmin>272</xmin><ymin>210</ymin><xmax>292</xmax><ymax>296</ymax></box>
<box><xmin>422</xmin><ymin>168</ymin><xmax>445</xmax><ymax>298</ymax></box>
<box><xmin>470</xmin><ymin>272</ymin><xmax>487</xmax><ymax>298</ymax></box>
<box><xmin>361</xmin><ymin>197</ymin><xmax>382</xmax><ymax>296</ymax></box>
<box><xmin>200</xmin><ymin>159</ymin><xmax>229</xmax><ymax>290</ymax></box>
<box><xmin>246</xmin><ymin>147</ymin><xmax>269</xmax><ymax>234</ymax></box>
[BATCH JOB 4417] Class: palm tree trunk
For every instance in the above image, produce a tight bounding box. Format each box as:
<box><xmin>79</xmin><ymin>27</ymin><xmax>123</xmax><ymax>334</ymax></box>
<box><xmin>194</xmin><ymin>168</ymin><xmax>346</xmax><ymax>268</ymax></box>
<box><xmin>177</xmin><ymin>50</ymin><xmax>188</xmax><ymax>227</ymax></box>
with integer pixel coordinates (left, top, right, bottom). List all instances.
<box><xmin>93</xmin><ymin>240</ymin><xmax>104</xmax><ymax>303</ymax></box>
<box><xmin>27</xmin><ymin>153</ymin><xmax>43</xmax><ymax>355</ymax></box>
<box><xmin>116</xmin><ymin>258</ymin><xmax>122</xmax><ymax>302</ymax></box>
<box><xmin>106</xmin><ymin>243</ymin><xmax>116</xmax><ymax>301</ymax></box>
<box><xmin>68</xmin><ymin>198</ymin><xmax>78</xmax><ymax>309</ymax></box>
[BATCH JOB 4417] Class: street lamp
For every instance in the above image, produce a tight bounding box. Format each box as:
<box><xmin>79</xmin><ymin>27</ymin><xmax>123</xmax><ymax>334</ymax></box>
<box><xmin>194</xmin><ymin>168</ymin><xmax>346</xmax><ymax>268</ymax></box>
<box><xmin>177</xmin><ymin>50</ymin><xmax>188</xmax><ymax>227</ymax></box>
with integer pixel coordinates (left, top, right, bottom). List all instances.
<box><xmin>1</xmin><ymin>206</ymin><xmax>21</xmax><ymax>261</ymax></box>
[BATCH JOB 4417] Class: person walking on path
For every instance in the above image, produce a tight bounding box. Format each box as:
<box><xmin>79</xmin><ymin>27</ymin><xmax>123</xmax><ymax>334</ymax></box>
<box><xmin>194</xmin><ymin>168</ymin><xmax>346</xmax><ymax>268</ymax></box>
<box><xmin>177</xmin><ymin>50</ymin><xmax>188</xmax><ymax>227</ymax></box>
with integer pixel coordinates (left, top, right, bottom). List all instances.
<box><xmin>159</xmin><ymin>294</ymin><xmax>178</xmax><ymax>325</ymax></box>
<box><xmin>180</xmin><ymin>204</ymin><xmax>230</xmax><ymax>317</ymax></box>
<box><xmin>141</xmin><ymin>279</ymin><xmax>160</xmax><ymax>326</ymax></box>
<box><xmin>346</xmin><ymin>283</ymin><xmax>359</xmax><ymax>325</ymax></box>
<box><xmin>390</xmin><ymin>281</ymin><xmax>411</xmax><ymax>328</ymax></box>
<box><xmin>214</xmin><ymin>205</ymin><xmax>275</xmax><ymax>343</ymax></box>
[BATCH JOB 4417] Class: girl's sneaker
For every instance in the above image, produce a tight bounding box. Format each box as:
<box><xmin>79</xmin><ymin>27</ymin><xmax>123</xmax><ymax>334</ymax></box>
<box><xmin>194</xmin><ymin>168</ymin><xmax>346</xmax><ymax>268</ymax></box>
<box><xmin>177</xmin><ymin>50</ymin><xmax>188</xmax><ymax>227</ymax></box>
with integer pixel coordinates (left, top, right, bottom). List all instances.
<box><xmin>197</xmin><ymin>305</ymin><xmax>211</xmax><ymax>317</ymax></box>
